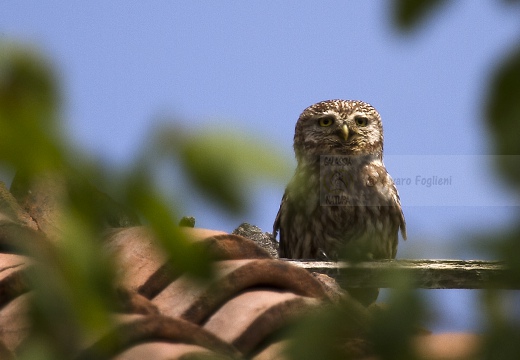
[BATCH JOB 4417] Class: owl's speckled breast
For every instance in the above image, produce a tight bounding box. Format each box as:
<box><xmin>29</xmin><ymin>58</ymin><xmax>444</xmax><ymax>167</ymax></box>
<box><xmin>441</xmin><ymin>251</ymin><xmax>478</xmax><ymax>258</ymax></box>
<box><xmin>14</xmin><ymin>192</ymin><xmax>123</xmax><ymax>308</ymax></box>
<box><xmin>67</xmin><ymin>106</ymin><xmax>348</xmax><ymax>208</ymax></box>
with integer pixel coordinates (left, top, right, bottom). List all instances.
<box><xmin>284</xmin><ymin>157</ymin><xmax>400</xmax><ymax>260</ymax></box>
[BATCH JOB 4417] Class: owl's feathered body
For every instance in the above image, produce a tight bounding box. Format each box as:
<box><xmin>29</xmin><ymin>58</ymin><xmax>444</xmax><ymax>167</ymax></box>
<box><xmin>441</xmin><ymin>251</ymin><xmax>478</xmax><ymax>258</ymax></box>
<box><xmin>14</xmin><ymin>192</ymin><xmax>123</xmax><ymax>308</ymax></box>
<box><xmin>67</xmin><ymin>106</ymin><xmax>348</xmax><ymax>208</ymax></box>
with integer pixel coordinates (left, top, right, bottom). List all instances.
<box><xmin>274</xmin><ymin>100</ymin><xmax>406</xmax><ymax>263</ymax></box>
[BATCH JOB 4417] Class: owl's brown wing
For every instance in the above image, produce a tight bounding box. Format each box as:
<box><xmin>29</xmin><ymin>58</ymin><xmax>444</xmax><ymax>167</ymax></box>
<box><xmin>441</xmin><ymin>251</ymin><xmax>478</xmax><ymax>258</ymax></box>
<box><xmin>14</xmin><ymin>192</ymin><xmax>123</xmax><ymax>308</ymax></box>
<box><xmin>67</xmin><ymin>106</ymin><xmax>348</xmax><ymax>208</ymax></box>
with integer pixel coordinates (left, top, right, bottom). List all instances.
<box><xmin>272</xmin><ymin>195</ymin><xmax>282</xmax><ymax>239</ymax></box>
<box><xmin>273</xmin><ymin>191</ymin><xmax>287</xmax><ymax>253</ymax></box>
<box><xmin>389</xmin><ymin>177</ymin><xmax>407</xmax><ymax>241</ymax></box>
<box><xmin>273</xmin><ymin>191</ymin><xmax>291</xmax><ymax>258</ymax></box>
<box><xmin>380</xmin><ymin>175</ymin><xmax>407</xmax><ymax>259</ymax></box>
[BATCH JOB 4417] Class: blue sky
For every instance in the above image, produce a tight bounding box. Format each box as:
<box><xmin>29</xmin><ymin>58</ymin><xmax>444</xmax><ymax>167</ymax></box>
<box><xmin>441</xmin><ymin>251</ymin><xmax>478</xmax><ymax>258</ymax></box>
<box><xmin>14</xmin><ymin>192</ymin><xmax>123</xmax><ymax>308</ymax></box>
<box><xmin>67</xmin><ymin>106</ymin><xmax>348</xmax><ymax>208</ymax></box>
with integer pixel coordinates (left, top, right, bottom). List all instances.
<box><xmin>2</xmin><ymin>1</ymin><xmax>520</xmax><ymax>332</ymax></box>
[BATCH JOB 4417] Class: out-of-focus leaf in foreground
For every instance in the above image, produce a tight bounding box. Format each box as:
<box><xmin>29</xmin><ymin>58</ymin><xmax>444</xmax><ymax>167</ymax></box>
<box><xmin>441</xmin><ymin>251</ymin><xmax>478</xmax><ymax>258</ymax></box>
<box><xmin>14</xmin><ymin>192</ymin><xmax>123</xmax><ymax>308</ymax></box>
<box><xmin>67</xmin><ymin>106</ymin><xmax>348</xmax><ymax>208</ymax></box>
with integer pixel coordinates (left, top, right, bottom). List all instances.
<box><xmin>0</xmin><ymin>42</ymin><xmax>261</xmax><ymax>357</ymax></box>
<box><xmin>369</xmin><ymin>286</ymin><xmax>425</xmax><ymax>360</ymax></box>
<box><xmin>485</xmin><ymin>45</ymin><xmax>520</xmax><ymax>187</ymax></box>
<box><xmin>156</xmin><ymin>125</ymin><xmax>291</xmax><ymax>214</ymax></box>
<box><xmin>285</xmin><ymin>299</ymin><xmax>372</xmax><ymax>360</ymax></box>
<box><xmin>0</xmin><ymin>44</ymin><xmax>64</xmax><ymax>174</ymax></box>
<box><xmin>0</xmin><ymin>43</ymin><xmax>119</xmax><ymax>359</ymax></box>
<box><xmin>123</xmin><ymin>170</ymin><xmax>214</xmax><ymax>279</ymax></box>
<box><xmin>481</xmin><ymin>288</ymin><xmax>520</xmax><ymax>359</ymax></box>
<box><xmin>391</xmin><ymin>0</ymin><xmax>448</xmax><ymax>31</ymax></box>
<box><xmin>24</xmin><ymin>213</ymin><xmax>117</xmax><ymax>359</ymax></box>
<box><xmin>481</xmin><ymin>45</ymin><xmax>520</xmax><ymax>356</ymax></box>
<box><xmin>285</xmin><ymin>280</ymin><xmax>425</xmax><ymax>360</ymax></box>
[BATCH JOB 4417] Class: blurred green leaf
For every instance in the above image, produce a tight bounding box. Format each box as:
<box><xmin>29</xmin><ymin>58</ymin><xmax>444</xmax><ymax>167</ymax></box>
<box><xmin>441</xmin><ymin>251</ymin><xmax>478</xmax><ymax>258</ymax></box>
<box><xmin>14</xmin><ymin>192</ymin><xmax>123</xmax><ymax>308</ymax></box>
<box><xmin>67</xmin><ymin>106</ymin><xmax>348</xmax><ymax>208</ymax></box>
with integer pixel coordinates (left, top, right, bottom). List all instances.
<box><xmin>181</xmin><ymin>137</ymin><xmax>247</xmax><ymax>213</ymax></box>
<box><xmin>124</xmin><ymin>172</ymin><xmax>214</xmax><ymax>279</ymax></box>
<box><xmin>17</xmin><ymin>337</ymin><xmax>57</xmax><ymax>360</ymax></box>
<box><xmin>369</xmin><ymin>287</ymin><xmax>425</xmax><ymax>360</ymax></box>
<box><xmin>0</xmin><ymin>43</ymin><xmax>64</xmax><ymax>174</ymax></box>
<box><xmin>485</xmin><ymin>45</ymin><xmax>520</xmax><ymax>186</ymax></box>
<box><xmin>482</xmin><ymin>289</ymin><xmax>520</xmax><ymax>359</ymax></box>
<box><xmin>157</xmin><ymin>126</ymin><xmax>291</xmax><ymax>214</ymax></box>
<box><xmin>285</xmin><ymin>300</ymin><xmax>372</xmax><ymax>360</ymax></box>
<box><xmin>23</xmin><ymin>204</ymin><xmax>120</xmax><ymax>359</ymax></box>
<box><xmin>392</xmin><ymin>0</ymin><xmax>447</xmax><ymax>31</ymax></box>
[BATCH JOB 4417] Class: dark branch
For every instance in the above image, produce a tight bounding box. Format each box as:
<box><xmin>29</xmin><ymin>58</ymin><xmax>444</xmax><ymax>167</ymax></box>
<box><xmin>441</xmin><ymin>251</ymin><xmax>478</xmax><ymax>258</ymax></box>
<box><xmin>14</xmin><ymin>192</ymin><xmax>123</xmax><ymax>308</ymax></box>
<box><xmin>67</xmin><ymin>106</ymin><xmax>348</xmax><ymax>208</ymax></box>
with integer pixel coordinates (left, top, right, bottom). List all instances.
<box><xmin>282</xmin><ymin>259</ymin><xmax>520</xmax><ymax>290</ymax></box>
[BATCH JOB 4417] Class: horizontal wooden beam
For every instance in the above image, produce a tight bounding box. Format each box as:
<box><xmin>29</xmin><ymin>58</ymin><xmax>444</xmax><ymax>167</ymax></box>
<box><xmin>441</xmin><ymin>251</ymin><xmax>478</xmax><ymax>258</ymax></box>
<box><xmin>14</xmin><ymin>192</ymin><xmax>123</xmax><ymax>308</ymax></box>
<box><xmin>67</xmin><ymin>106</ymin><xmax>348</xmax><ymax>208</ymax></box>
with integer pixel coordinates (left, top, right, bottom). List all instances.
<box><xmin>283</xmin><ymin>259</ymin><xmax>520</xmax><ymax>290</ymax></box>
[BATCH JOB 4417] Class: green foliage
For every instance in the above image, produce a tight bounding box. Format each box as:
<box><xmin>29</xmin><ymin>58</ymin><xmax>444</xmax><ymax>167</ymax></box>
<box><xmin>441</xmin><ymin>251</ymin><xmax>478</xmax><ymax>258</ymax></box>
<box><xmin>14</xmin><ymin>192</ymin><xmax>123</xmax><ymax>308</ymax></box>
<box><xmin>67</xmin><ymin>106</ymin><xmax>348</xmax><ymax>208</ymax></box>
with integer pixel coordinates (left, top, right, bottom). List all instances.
<box><xmin>285</xmin><ymin>274</ymin><xmax>425</xmax><ymax>360</ymax></box>
<box><xmin>0</xmin><ymin>44</ymin><xmax>64</xmax><ymax>174</ymax></box>
<box><xmin>122</xmin><ymin>172</ymin><xmax>214</xmax><ymax>279</ymax></box>
<box><xmin>481</xmin><ymin>290</ymin><xmax>520</xmax><ymax>359</ymax></box>
<box><xmin>369</xmin><ymin>287</ymin><xmax>425</xmax><ymax>360</ymax></box>
<box><xmin>0</xmin><ymin>42</ymin><xmax>290</xmax><ymax>358</ymax></box>
<box><xmin>486</xmin><ymin>46</ymin><xmax>520</xmax><ymax>187</ymax></box>
<box><xmin>284</xmin><ymin>300</ymin><xmax>372</xmax><ymax>360</ymax></box>
<box><xmin>394</xmin><ymin>1</ymin><xmax>520</xmax><ymax>359</ymax></box>
<box><xmin>24</xmin><ymin>217</ymin><xmax>117</xmax><ymax>359</ymax></box>
<box><xmin>391</xmin><ymin>0</ymin><xmax>447</xmax><ymax>31</ymax></box>
<box><xmin>156</xmin><ymin>126</ymin><xmax>290</xmax><ymax>214</ymax></box>
<box><xmin>478</xmin><ymin>8</ymin><xmax>520</xmax><ymax>360</ymax></box>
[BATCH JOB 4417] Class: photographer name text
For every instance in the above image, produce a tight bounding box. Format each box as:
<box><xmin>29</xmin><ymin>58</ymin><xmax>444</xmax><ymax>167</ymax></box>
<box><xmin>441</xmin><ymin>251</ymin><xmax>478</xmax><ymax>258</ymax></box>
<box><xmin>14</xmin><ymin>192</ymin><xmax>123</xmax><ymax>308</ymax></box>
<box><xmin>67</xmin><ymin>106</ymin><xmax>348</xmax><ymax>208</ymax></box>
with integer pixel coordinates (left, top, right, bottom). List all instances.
<box><xmin>395</xmin><ymin>175</ymin><xmax>452</xmax><ymax>187</ymax></box>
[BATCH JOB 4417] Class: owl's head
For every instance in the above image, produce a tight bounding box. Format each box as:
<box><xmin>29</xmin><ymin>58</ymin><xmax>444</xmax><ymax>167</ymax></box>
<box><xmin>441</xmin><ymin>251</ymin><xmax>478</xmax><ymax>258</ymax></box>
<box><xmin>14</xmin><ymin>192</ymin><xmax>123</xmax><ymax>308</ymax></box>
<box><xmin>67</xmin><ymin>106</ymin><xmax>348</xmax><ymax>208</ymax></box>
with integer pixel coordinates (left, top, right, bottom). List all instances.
<box><xmin>293</xmin><ymin>99</ymin><xmax>384</xmax><ymax>162</ymax></box>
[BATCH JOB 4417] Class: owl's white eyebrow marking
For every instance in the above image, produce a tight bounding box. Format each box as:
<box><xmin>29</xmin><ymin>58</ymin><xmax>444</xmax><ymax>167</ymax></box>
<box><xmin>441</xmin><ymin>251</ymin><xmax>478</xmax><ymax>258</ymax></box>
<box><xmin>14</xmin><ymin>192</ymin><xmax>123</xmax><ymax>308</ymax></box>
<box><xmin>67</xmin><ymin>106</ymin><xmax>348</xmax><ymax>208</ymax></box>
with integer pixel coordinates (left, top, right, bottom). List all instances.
<box><xmin>321</xmin><ymin>110</ymin><xmax>338</xmax><ymax>117</ymax></box>
<box><xmin>350</xmin><ymin>111</ymin><xmax>368</xmax><ymax>118</ymax></box>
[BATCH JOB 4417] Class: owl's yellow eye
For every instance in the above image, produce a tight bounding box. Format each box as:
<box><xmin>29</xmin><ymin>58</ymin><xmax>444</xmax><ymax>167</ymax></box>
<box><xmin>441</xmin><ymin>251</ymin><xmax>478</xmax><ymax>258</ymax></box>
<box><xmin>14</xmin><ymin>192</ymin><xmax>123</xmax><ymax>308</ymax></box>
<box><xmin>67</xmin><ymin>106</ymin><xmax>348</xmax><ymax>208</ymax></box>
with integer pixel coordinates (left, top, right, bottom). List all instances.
<box><xmin>355</xmin><ymin>116</ymin><xmax>368</xmax><ymax>127</ymax></box>
<box><xmin>318</xmin><ymin>116</ymin><xmax>334</xmax><ymax>127</ymax></box>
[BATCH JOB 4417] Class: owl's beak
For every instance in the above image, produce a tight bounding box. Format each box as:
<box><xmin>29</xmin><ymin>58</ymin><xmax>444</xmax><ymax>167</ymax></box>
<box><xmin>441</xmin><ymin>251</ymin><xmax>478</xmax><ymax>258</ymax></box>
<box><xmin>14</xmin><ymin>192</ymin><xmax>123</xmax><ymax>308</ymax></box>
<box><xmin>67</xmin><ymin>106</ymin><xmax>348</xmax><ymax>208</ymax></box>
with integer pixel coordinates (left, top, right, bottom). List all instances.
<box><xmin>341</xmin><ymin>124</ymin><xmax>349</xmax><ymax>141</ymax></box>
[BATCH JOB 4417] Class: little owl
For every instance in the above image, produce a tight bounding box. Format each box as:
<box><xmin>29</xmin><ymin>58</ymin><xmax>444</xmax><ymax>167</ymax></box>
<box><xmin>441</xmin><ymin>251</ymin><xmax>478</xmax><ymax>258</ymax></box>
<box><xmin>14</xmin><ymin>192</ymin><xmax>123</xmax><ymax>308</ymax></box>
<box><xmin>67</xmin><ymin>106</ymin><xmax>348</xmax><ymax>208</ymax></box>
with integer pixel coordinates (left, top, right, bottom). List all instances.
<box><xmin>273</xmin><ymin>100</ymin><xmax>406</xmax><ymax>304</ymax></box>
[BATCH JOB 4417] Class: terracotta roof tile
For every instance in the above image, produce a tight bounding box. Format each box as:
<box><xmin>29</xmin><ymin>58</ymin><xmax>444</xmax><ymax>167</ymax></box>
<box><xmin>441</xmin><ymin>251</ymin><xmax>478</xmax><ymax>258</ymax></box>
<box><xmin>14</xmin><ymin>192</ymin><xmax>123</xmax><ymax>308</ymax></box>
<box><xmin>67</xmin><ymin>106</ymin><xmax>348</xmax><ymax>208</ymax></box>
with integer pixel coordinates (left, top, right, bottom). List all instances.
<box><xmin>96</xmin><ymin>228</ymin><xmax>333</xmax><ymax>358</ymax></box>
<box><xmin>0</xmin><ymin>292</ymin><xmax>31</xmax><ymax>353</ymax></box>
<box><xmin>152</xmin><ymin>258</ymin><xmax>329</xmax><ymax>325</ymax></box>
<box><xmin>0</xmin><ymin>254</ymin><xmax>30</xmax><ymax>304</ymax></box>
<box><xmin>0</xmin><ymin>254</ymin><xmax>31</xmax><ymax>353</ymax></box>
<box><xmin>196</xmin><ymin>233</ymin><xmax>273</xmax><ymax>260</ymax></box>
<box><xmin>104</xmin><ymin>227</ymin><xmax>168</xmax><ymax>293</ymax></box>
<box><xmin>252</xmin><ymin>340</ymin><xmax>290</xmax><ymax>360</ymax></box>
<box><xmin>78</xmin><ymin>314</ymin><xmax>242</xmax><ymax>359</ymax></box>
<box><xmin>0</xmin><ymin>176</ymin><xmax>483</xmax><ymax>359</ymax></box>
<box><xmin>203</xmin><ymin>289</ymin><xmax>320</xmax><ymax>354</ymax></box>
<box><xmin>113</xmin><ymin>342</ymin><xmax>225</xmax><ymax>360</ymax></box>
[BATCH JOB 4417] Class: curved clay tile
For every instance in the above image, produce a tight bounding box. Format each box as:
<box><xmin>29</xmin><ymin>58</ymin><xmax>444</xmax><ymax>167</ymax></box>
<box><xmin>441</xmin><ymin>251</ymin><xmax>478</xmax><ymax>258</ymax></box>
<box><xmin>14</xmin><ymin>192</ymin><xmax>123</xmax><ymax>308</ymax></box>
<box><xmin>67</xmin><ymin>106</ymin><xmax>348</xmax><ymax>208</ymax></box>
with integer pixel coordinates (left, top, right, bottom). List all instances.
<box><xmin>135</xmin><ymin>233</ymin><xmax>274</xmax><ymax>300</ymax></box>
<box><xmin>103</xmin><ymin>227</ymin><xmax>168</xmax><ymax>292</ymax></box>
<box><xmin>112</xmin><ymin>342</ymin><xmax>226</xmax><ymax>360</ymax></box>
<box><xmin>0</xmin><ymin>292</ymin><xmax>31</xmax><ymax>353</ymax></box>
<box><xmin>252</xmin><ymin>341</ymin><xmax>289</xmax><ymax>360</ymax></box>
<box><xmin>102</xmin><ymin>231</ymin><xmax>333</xmax><ymax>359</ymax></box>
<box><xmin>0</xmin><ymin>254</ymin><xmax>30</xmax><ymax>307</ymax></box>
<box><xmin>78</xmin><ymin>314</ymin><xmax>242</xmax><ymax>360</ymax></box>
<box><xmin>0</xmin><ymin>253</ymin><xmax>31</xmax><ymax>352</ymax></box>
<box><xmin>152</xmin><ymin>258</ymin><xmax>330</xmax><ymax>325</ymax></box>
<box><xmin>195</xmin><ymin>234</ymin><xmax>273</xmax><ymax>260</ymax></box>
<box><xmin>103</xmin><ymin>228</ymin><xmax>273</xmax><ymax>299</ymax></box>
<box><xmin>204</xmin><ymin>289</ymin><xmax>320</xmax><ymax>354</ymax></box>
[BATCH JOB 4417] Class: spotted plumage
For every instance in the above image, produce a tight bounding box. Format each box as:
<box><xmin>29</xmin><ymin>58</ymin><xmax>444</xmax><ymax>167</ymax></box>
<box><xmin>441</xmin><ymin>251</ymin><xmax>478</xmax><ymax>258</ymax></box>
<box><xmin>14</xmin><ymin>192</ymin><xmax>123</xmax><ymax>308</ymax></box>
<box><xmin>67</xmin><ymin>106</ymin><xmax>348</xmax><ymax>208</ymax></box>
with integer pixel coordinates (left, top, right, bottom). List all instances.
<box><xmin>273</xmin><ymin>100</ymin><xmax>406</xmax><ymax>304</ymax></box>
